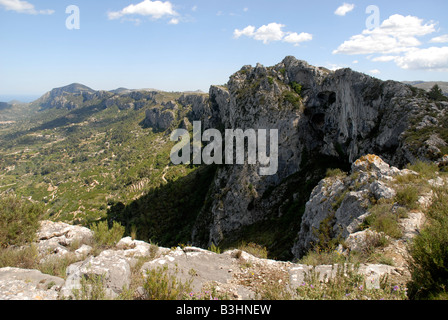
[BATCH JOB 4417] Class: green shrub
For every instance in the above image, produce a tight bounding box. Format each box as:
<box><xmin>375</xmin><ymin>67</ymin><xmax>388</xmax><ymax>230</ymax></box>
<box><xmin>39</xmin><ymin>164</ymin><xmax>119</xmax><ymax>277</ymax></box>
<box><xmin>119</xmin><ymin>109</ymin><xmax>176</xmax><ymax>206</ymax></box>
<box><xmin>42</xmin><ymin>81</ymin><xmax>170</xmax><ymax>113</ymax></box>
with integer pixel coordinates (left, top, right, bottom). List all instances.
<box><xmin>283</xmin><ymin>91</ymin><xmax>302</xmax><ymax>110</ymax></box>
<box><xmin>325</xmin><ymin>168</ymin><xmax>347</xmax><ymax>178</ymax></box>
<box><xmin>395</xmin><ymin>185</ymin><xmax>419</xmax><ymax>210</ymax></box>
<box><xmin>91</xmin><ymin>221</ymin><xmax>125</xmax><ymax>247</ymax></box>
<box><xmin>407</xmin><ymin>161</ymin><xmax>439</xmax><ymax>179</ymax></box>
<box><xmin>238</xmin><ymin>242</ymin><xmax>268</xmax><ymax>259</ymax></box>
<box><xmin>428</xmin><ymin>84</ymin><xmax>448</xmax><ymax>102</ymax></box>
<box><xmin>38</xmin><ymin>255</ymin><xmax>81</xmax><ymax>279</ymax></box>
<box><xmin>364</xmin><ymin>201</ymin><xmax>403</xmax><ymax>239</ymax></box>
<box><xmin>0</xmin><ymin>245</ymin><xmax>38</xmax><ymax>269</ymax></box>
<box><xmin>299</xmin><ymin>248</ymin><xmax>346</xmax><ymax>266</ymax></box>
<box><xmin>0</xmin><ymin>194</ymin><xmax>44</xmax><ymax>248</ymax></box>
<box><xmin>291</xmin><ymin>81</ymin><xmax>303</xmax><ymax>96</ymax></box>
<box><xmin>312</xmin><ymin>212</ymin><xmax>342</xmax><ymax>251</ymax></box>
<box><xmin>71</xmin><ymin>274</ymin><xmax>109</xmax><ymax>300</ymax></box>
<box><xmin>142</xmin><ymin>265</ymin><xmax>192</xmax><ymax>300</ymax></box>
<box><xmin>208</xmin><ymin>243</ymin><xmax>221</xmax><ymax>254</ymax></box>
<box><xmin>295</xmin><ymin>265</ymin><xmax>407</xmax><ymax>300</ymax></box>
<box><xmin>408</xmin><ymin>187</ymin><xmax>448</xmax><ymax>299</ymax></box>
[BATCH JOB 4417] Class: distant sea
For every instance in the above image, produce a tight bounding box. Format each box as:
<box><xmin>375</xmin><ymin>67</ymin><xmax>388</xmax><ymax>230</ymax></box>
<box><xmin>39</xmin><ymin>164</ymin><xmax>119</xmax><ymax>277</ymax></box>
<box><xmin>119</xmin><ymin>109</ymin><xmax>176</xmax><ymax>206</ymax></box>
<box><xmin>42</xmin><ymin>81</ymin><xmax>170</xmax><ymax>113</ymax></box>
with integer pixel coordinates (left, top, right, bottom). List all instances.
<box><xmin>0</xmin><ymin>95</ymin><xmax>40</xmax><ymax>103</ymax></box>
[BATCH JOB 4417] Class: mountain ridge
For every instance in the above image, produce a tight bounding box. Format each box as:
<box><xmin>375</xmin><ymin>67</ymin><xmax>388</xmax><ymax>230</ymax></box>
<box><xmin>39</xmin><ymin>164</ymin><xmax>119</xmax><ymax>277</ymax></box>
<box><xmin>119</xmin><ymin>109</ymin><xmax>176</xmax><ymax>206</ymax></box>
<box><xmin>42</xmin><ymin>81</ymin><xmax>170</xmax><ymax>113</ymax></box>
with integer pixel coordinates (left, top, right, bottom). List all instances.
<box><xmin>1</xmin><ymin>56</ymin><xmax>448</xmax><ymax>300</ymax></box>
<box><xmin>402</xmin><ymin>81</ymin><xmax>448</xmax><ymax>96</ymax></box>
<box><xmin>2</xmin><ymin>56</ymin><xmax>448</xmax><ymax>261</ymax></box>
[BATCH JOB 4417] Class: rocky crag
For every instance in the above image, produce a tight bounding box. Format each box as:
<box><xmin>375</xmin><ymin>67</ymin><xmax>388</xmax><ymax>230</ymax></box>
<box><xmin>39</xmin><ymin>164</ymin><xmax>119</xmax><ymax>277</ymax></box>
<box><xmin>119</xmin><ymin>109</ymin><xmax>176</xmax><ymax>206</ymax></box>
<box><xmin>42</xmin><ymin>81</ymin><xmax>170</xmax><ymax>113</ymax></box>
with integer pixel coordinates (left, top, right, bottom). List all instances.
<box><xmin>2</xmin><ymin>56</ymin><xmax>447</xmax><ymax>299</ymax></box>
<box><xmin>184</xmin><ymin>56</ymin><xmax>447</xmax><ymax>259</ymax></box>
<box><xmin>32</xmin><ymin>56</ymin><xmax>447</xmax><ymax>260</ymax></box>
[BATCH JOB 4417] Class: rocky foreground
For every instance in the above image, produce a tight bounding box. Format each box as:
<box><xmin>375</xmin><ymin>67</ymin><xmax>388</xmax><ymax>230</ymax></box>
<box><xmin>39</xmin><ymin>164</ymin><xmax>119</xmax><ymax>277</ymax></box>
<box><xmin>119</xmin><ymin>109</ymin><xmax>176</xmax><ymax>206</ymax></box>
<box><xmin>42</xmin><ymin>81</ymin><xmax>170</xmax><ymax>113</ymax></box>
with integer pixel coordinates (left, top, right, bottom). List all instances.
<box><xmin>0</xmin><ymin>154</ymin><xmax>436</xmax><ymax>300</ymax></box>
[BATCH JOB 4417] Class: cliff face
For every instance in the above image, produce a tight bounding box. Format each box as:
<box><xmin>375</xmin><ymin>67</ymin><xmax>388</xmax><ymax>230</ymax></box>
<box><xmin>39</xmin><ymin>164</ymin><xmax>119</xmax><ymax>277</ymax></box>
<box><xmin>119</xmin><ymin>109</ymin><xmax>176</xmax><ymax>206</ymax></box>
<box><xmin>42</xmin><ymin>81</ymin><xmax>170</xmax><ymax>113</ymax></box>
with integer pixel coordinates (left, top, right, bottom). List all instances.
<box><xmin>186</xmin><ymin>56</ymin><xmax>446</xmax><ymax>259</ymax></box>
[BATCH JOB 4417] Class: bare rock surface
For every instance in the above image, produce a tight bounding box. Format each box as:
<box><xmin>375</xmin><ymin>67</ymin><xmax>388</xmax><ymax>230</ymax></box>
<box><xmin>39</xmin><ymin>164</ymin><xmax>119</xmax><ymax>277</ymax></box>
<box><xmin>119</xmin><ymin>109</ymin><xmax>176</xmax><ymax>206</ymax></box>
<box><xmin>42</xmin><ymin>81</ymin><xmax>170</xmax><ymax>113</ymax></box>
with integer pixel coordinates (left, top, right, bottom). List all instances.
<box><xmin>0</xmin><ymin>268</ymin><xmax>64</xmax><ymax>300</ymax></box>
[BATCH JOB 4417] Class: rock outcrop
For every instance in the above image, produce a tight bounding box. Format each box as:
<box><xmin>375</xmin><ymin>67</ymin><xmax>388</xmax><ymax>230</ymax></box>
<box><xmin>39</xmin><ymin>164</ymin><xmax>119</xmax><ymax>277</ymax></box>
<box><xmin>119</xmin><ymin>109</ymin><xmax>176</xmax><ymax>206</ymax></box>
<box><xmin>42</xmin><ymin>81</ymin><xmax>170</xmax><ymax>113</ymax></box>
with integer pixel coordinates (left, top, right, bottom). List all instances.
<box><xmin>291</xmin><ymin>154</ymin><xmax>427</xmax><ymax>259</ymax></box>
<box><xmin>0</xmin><ymin>218</ymin><xmax>415</xmax><ymax>300</ymax></box>
<box><xmin>0</xmin><ymin>268</ymin><xmax>65</xmax><ymax>300</ymax></box>
<box><xmin>143</xmin><ymin>107</ymin><xmax>177</xmax><ymax>131</ymax></box>
<box><xmin>188</xmin><ymin>56</ymin><xmax>446</xmax><ymax>258</ymax></box>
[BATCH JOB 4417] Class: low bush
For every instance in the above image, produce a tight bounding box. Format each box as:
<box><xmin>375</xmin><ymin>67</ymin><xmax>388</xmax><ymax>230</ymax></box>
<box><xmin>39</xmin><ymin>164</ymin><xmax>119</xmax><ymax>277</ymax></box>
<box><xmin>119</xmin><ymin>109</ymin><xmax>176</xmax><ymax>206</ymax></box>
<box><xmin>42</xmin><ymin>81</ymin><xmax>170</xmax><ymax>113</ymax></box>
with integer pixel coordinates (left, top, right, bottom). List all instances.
<box><xmin>407</xmin><ymin>186</ymin><xmax>448</xmax><ymax>299</ymax></box>
<box><xmin>141</xmin><ymin>265</ymin><xmax>193</xmax><ymax>300</ymax></box>
<box><xmin>71</xmin><ymin>274</ymin><xmax>109</xmax><ymax>300</ymax></box>
<box><xmin>299</xmin><ymin>248</ymin><xmax>346</xmax><ymax>266</ymax></box>
<box><xmin>238</xmin><ymin>242</ymin><xmax>268</xmax><ymax>259</ymax></box>
<box><xmin>407</xmin><ymin>161</ymin><xmax>439</xmax><ymax>179</ymax></box>
<box><xmin>295</xmin><ymin>265</ymin><xmax>407</xmax><ymax>300</ymax></box>
<box><xmin>325</xmin><ymin>168</ymin><xmax>347</xmax><ymax>178</ymax></box>
<box><xmin>91</xmin><ymin>221</ymin><xmax>125</xmax><ymax>247</ymax></box>
<box><xmin>395</xmin><ymin>185</ymin><xmax>419</xmax><ymax>210</ymax></box>
<box><xmin>364</xmin><ymin>200</ymin><xmax>403</xmax><ymax>239</ymax></box>
<box><xmin>0</xmin><ymin>194</ymin><xmax>44</xmax><ymax>248</ymax></box>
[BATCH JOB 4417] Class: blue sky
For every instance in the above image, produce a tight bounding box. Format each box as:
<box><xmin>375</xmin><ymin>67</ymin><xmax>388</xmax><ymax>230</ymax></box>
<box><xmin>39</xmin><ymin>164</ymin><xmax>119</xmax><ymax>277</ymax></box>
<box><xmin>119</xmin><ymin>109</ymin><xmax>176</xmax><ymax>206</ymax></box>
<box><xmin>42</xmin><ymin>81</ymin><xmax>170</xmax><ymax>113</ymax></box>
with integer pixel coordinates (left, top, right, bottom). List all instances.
<box><xmin>0</xmin><ymin>0</ymin><xmax>447</xmax><ymax>100</ymax></box>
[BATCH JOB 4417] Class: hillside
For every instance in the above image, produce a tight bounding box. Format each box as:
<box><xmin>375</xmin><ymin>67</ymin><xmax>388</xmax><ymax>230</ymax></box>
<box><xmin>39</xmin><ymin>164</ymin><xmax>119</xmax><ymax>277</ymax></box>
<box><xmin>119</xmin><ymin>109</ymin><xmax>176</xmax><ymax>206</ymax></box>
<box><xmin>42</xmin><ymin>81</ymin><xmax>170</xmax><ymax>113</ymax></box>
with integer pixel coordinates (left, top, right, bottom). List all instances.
<box><xmin>0</xmin><ymin>101</ymin><xmax>40</xmax><ymax>123</ymax></box>
<box><xmin>0</xmin><ymin>86</ymin><xmax>209</xmax><ymax>231</ymax></box>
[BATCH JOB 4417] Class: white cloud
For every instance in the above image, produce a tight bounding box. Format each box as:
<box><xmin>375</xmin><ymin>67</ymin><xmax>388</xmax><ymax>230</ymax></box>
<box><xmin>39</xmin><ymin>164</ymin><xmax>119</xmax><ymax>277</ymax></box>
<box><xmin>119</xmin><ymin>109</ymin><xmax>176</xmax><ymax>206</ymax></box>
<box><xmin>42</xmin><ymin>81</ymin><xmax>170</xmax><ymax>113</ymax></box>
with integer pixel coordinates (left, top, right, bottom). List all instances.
<box><xmin>333</xmin><ymin>14</ymin><xmax>436</xmax><ymax>55</ymax></box>
<box><xmin>283</xmin><ymin>32</ymin><xmax>313</xmax><ymax>46</ymax></box>
<box><xmin>369</xmin><ymin>69</ymin><xmax>381</xmax><ymax>75</ymax></box>
<box><xmin>334</xmin><ymin>14</ymin><xmax>448</xmax><ymax>72</ymax></box>
<box><xmin>395</xmin><ymin>47</ymin><xmax>448</xmax><ymax>71</ymax></box>
<box><xmin>108</xmin><ymin>0</ymin><xmax>178</xmax><ymax>21</ymax></box>
<box><xmin>234</xmin><ymin>23</ymin><xmax>312</xmax><ymax>46</ymax></box>
<box><xmin>326</xmin><ymin>63</ymin><xmax>346</xmax><ymax>71</ymax></box>
<box><xmin>191</xmin><ymin>5</ymin><xmax>197</xmax><ymax>12</ymax></box>
<box><xmin>234</xmin><ymin>23</ymin><xmax>284</xmax><ymax>44</ymax></box>
<box><xmin>168</xmin><ymin>17</ymin><xmax>179</xmax><ymax>25</ymax></box>
<box><xmin>335</xmin><ymin>3</ymin><xmax>355</xmax><ymax>16</ymax></box>
<box><xmin>0</xmin><ymin>0</ymin><xmax>54</xmax><ymax>15</ymax></box>
<box><xmin>253</xmin><ymin>23</ymin><xmax>285</xmax><ymax>43</ymax></box>
<box><xmin>430</xmin><ymin>34</ymin><xmax>448</xmax><ymax>44</ymax></box>
<box><xmin>234</xmin><ymin>25</ymin><xmax>256</xmax><ymax>38</ymax></box>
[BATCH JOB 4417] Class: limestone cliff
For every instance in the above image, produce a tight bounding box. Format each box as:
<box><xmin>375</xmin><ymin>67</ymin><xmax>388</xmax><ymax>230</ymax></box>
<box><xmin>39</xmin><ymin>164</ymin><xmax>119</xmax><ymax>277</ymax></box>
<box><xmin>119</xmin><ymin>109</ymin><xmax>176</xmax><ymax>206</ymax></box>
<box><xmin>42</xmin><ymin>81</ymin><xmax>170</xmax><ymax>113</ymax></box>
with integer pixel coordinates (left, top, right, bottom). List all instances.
<box><xmin>185</xmin><ymin>56</ymin><xmax>447</xmax><ymax>259</ymax></box>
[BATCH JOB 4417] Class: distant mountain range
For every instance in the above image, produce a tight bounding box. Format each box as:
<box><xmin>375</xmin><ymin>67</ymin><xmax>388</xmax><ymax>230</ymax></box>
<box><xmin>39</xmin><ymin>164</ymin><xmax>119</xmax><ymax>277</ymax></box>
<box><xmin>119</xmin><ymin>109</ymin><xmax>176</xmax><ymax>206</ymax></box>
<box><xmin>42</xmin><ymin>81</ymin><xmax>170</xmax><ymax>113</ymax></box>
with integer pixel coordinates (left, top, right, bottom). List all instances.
<box><xmin>402</xmin><ymin>81</ymin><xmax>448</xmax><ymax>96</ymax></box>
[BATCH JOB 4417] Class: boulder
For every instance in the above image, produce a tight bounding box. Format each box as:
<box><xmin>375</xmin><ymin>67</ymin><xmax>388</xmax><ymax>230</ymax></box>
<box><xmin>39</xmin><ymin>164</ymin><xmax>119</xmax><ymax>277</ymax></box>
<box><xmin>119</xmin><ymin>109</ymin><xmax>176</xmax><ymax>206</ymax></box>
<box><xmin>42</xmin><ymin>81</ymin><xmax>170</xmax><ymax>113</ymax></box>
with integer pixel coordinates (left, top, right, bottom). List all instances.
<box><xmin>36</xmin><ymin>221</ymin><xmax>94</xmax><ymax>260</ymax></box>
<box><xmin>60</xmin><ymin>249</ymin><xmax>131</xmax><ymax>299</ymax></box>
<box><xmin>0</xmin><ymin>268</ymin><xmax>64</xmax><ymax>300</ymax></box>
<box><xmin>289</xmin><ymin>263</ymin><xmax>404</xmax><ymax>290</ymax></box>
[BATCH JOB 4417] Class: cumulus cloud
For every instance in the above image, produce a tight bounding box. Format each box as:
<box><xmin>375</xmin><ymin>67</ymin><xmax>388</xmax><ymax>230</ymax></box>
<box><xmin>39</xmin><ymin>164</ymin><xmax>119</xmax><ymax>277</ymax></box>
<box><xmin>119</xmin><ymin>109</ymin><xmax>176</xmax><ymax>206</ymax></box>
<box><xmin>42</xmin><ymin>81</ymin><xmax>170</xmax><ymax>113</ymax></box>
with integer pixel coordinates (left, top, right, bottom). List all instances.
<box><xmin>108</xmin><ymin>0</ymin><xmax>178</xmax><ymax>22</ymax></box>
<box><xmin>369</xmin><ymin>69</ymin><xmax>381</xmax><ymax>75</ymax></box>
<box><xmin>325</xmin><ymin>63</ymin><xmax>347</xmax><ymax>71</ymax></box>
<box><xmin>283</xmin><ymin>32</ymin><xmax>313</xmax><ymax>46</ymax></box>
<box><xmin>234</xmin><ymin>23</ymin><xmax>312</xmax><ymax>46</ymax></box>
<box><xmin>333</xmin><ymin>14</ymin><xmax>436</xmax><ymax>55</ymax></box>
<box><xmin>334</xmin><ymin>3</ymin><xmax>355</xmax><ymax>16</ymax></box>
<box><xmin>333</xmin><ymin>14</ymin><xmax>448</xmax><ymax>71</ymax></box>
<box><xmin>0</xmin><ymin>0</ymin><xmax>54</xmax><ymax>15</ymax></box>
<box><xmin>430</xmin><ymin>34</ymin><xmax>448</xmax><ymax>44</ymax></box>
<box><xmin>395</xmin><ymin>47</ymin><xmax>448</xmax><ymax>71</ymax></box>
